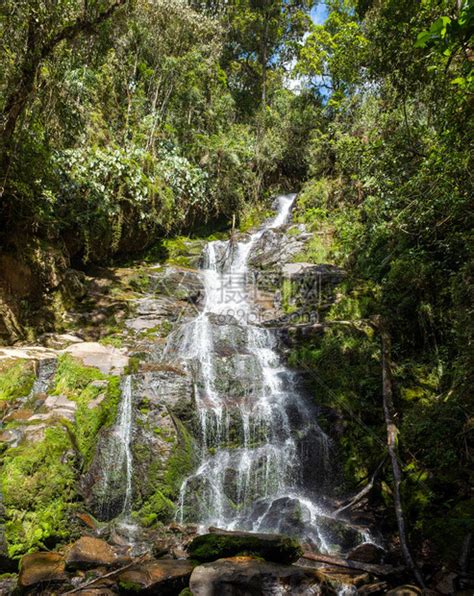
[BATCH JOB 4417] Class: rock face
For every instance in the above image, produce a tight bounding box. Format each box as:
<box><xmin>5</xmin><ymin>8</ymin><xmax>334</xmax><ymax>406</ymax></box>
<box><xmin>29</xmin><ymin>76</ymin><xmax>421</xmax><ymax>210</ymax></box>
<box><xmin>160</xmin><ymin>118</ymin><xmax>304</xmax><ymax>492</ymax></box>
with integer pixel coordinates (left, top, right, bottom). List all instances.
<box><xmin>249</xmin><ymin>227</ymin><xmax>310</xmax><ymax>271</ymax></box>
<box><xmin>187</xmin><ymin>530</ymin><xmax>303</xmax><ymax>564</ymax></box>
<box><xmin>117</xmin><ymin>559</ymin><xmax>195</xmax><ymax>594</ymax></box>
<box><xmin>65</xmin><ymin>536</ymin><xmax>123</xmax><ymax>570</ymax></box>
<box><xmin>18</xmin><ymin>552</ymin><xmax>67</xmax><ymax>590</ymax></box>
<box><xmin>189</xmin><ymin>556</ymin><xmax>324</xmax><ymax>596</ymax></box>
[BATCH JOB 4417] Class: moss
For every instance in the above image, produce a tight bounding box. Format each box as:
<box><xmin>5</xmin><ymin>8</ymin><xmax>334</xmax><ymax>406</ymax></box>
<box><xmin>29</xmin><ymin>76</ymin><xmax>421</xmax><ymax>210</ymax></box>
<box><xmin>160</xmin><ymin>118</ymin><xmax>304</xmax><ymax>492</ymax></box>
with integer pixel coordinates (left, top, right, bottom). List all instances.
<box><xmin>100</xmin><ymin>335</ymin><xmax>124</xmax><ymax>348</ymax></box>
<box><xmin>52</xmin><ymin>355</ymin><xmax>121</xmax><ymax>463</ymax></box>
<box><xmin>118</xmin><ymin>580</ymin><xmax>142</xmax><ymax>592</ymax></box>
<box><xmin>135</xmin><ymin>416</ymin><xmax>198</xmax><ymax>525</ymax></box>
<box><xmin>1</xmin><ymin>426</ymin><xmax>77</xmax><ymax>557</ymax></box>
<box><xmin>0</xmin><ymin>360</ymin><xmax>35</xmax><ymax>401</ymax></box>
<box><xmin>136</xmin><ymin>490</ymin><xmax>175</xmax><ymax>527</ymax></box>
<box><xmin>187</xmin><ymin>533</ymin><xmax>303</xmax><ymax>564</ymax></box>
<box><xmin>53</xmin><ymin>354</ymin><xmax>104</xmax><ymax>394</ymax></box>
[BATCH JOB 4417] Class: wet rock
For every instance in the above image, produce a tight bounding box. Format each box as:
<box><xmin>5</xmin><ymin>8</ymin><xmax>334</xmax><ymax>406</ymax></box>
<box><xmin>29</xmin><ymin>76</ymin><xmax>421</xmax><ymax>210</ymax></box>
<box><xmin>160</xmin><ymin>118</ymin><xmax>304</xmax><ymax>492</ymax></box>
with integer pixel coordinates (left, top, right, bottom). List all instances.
<box><xmin>65</xmin><ymin>537</ymin><xmax>123</xmax><ymax>570</ymax></box>
<box><xmin>356</xmin><ymin>581</ymin><xmax>389</xmax><ymax>594</ymax></box>
<box><xmin>255</xmin><ymin>496</ymin><xmax>307</xmax><ymax>537</ymax></box>
<box><xmin>117</xmin><ymin>558</ymin><xmax>195</xmax><ymax>594</ymax></box>
<box><xmin>187</xmin><ymin>529</ymin><xmax>303</xmax><ymax>564</ymax></box>
<box><xmin>211</xmin><ymin>352</ymin><xmax>262</xmax><ymax>399</ymax></box>
<box><xmin>347</xmin><ymin>542</ymin><xmax>385</xmax><ymax>564</ymax></box>
<box><xmin>189</xmin><ymin>556</ymin><xmax>326</xmax><ymax>596</ymax></box>
<box><xmin>80</xmin><ymin>425</ymin><xmax>131</xmax><ymax>521</ymax></box>
<box><xmin>249</xmin><ymin>228</ymin><xmax>308</xmax><ymax>271</ymax></box>
<box><xmin>18</xmin><ymin>552</ymin><xmax>67</xmax><ymax>590</ymax></box>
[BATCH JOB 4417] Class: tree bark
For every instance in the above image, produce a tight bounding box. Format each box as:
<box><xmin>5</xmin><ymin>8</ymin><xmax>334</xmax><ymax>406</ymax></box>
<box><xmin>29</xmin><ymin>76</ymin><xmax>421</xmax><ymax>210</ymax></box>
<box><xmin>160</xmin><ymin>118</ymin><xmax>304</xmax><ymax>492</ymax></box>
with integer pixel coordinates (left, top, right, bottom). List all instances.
<box><xmin>374</xmin><ymin>316</ymin><xmax>426</xmax><ymax>589</ymax></box>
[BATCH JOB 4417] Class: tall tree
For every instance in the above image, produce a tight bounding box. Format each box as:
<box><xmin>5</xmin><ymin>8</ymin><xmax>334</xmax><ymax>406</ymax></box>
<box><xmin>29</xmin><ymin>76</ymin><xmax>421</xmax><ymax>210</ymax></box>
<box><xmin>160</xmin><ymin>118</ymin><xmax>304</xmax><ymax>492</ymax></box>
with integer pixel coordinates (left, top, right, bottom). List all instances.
<box><xmin>0</xmin><ymin>0</ymin><xmax>128</xmax><ymax>183</ymax></box>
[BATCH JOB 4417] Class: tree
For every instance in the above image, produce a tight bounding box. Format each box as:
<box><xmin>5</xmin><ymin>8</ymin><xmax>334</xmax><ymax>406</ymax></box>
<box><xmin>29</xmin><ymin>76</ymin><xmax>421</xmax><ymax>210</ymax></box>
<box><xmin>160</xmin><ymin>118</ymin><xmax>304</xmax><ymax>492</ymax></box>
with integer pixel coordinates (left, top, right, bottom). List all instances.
<box><xmin>0</xmin><ymin>0</ymin><xmax>128</xmax><ymax>180</ymax></box>
<box><xmin>222</xmin><ymin>0</ymin><xmax>313</xmax><ymax>113</ymax></box>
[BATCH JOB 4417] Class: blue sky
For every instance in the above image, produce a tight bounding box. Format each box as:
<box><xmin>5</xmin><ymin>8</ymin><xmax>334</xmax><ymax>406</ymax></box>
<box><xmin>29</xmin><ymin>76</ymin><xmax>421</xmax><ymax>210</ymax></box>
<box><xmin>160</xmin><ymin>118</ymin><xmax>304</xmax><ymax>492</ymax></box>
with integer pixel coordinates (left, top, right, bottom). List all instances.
<box><xmin>311</xmin><ymin>3</ymin><xmax>328</xmax><ymax>25</ymax></box>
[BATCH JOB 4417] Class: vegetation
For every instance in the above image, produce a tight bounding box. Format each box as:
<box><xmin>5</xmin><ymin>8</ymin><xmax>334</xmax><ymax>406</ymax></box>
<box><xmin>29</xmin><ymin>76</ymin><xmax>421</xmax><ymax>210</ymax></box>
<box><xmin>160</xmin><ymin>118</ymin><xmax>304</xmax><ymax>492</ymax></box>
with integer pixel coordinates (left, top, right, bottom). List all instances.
<box><xmin>0</xmin><ymin>0</ymin><xmax>472</xmax><ymax>584</ymax></box>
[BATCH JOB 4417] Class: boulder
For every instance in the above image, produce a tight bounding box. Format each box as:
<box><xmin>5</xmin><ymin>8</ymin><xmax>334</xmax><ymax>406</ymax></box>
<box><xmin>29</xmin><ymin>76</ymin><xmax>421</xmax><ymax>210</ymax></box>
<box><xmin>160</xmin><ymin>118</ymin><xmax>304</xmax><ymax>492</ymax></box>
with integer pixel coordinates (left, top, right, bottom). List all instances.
<box><xmin>65</xmin><ymin>537</ymin><xmax>121</xmax><ymax>570</ymax></box>
<box><xmin>385</xmin><ymin>586</ymin><xmax>422</xmax><ymax>596</ymax></box>
<box><xmin>189</xmin><ymin>556</ymin><xmax>326</xmax><ymax>596</ymax></box>
<box><xmin>347</xmin><ymin>542</ymin><xmax>385</xmax><ymax>564</ymax></box>
<box><xmin>117</xmin><ymin>559</ymin><xmax>195</xmax><ymax>594</ymax></box>
<box><xmin>18</xmin><ymin>552</ymin><xmax>67</xmax><ymax>590</ymax></box>
<box><xmin>187</xmin><ymin>529</ymin><xmax>302</xmax><ymax>564</ymax></box>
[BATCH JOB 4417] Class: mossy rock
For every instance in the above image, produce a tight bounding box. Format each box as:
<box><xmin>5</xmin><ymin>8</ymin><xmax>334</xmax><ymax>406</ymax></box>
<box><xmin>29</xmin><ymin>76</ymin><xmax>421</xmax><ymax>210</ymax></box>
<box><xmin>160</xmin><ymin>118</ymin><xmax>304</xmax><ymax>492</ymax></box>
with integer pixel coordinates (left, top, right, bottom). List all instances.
<box><xmin>187</xmin><ymin>530</ymin><xmax>302</xmax><ymax>564</ymax></box>
<box><xmin>0</xmin><ymin>360</ymin><xmax>35</xmax><ymax>401</ymax></box>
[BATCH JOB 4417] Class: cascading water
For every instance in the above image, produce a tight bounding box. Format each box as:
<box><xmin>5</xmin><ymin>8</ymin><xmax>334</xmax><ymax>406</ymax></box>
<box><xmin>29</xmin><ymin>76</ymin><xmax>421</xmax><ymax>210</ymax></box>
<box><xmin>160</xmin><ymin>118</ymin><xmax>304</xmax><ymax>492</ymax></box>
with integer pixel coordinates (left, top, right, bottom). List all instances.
<box><xmin>99</xmin><ymin>374</ymin><xmax>134</xmax><ymax>520</ymax></box>
<box><xmin>168</xmin><ymin>194</ymin><xmax>368</xmax><ymax>552</ymax></box>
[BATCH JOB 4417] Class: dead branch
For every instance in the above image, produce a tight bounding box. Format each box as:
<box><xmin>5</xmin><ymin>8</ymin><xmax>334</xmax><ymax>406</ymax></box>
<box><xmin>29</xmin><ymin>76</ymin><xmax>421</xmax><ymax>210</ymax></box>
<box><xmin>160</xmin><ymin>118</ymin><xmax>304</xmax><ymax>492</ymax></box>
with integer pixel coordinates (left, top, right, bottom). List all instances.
<box><xmin>333</xmin><ymin>456</ymin><xmax>387</xmax><ymax>517</ymax></box>
<box><xmin>63</xmin><ymin>553</ymin><xmax>148</xmax><ymax>594</ymax></box>
<box><xmin>301</xmin><ymin>551</ymin><xmax>403</xmax><ymax>577</ymax></box>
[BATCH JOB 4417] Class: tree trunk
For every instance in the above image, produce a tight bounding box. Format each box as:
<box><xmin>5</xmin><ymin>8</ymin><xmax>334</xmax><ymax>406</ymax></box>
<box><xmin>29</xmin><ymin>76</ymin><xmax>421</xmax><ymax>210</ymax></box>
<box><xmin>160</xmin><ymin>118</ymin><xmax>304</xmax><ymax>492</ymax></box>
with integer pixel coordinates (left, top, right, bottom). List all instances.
<box><xmin>375</xmin><ymin>316</ymin><xmax>426</xmax><ymax>589</ymax></box>
<box><xmin>261</xmin><ymin>16</ymin><xmax>269</xmax><ymax>109</ymax></box>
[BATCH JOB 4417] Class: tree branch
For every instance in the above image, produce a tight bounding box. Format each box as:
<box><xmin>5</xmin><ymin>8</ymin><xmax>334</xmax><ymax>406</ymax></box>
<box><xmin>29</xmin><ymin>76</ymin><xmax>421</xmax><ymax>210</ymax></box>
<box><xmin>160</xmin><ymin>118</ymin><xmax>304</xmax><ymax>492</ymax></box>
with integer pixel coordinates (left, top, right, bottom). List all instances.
<box><xmin>333</xmin><ymin>456</ymin><xmax>387</xmax><ymax>517</ymax></box>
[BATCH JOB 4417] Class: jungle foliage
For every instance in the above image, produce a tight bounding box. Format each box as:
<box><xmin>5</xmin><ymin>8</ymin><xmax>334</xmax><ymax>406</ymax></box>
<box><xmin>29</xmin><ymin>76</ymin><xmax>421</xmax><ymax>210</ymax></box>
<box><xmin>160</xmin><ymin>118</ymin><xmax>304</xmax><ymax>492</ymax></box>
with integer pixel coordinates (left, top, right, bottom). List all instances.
<box><xmin>0</xmin><ymin>0</ymin><xmax>472</xmax><ymax>570</ymax></box>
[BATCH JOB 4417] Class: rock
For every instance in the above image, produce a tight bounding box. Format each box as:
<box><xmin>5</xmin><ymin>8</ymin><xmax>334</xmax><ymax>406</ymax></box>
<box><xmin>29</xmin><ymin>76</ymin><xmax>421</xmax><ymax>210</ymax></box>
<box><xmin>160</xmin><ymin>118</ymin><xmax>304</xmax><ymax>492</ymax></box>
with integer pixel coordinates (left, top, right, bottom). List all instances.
<box><xmin>18</xmin><ymin>552</ymin><xmax>67</xmax><ymax>589</ymax></box>
<box><xmin>249</xmin><ymin>228</ymin><xmax>308</xmax><ymax>271</ymax></box>
<box><xmin>187</xmin><ymin>529</ymin><xmax>303</xmax><ymax>564</ymax></box>
<box><xmin>253</xmin><ymin>496</ymin><xmax>307</xmax><ymax>537</ymax></box>
<box><xmin>76</xmin><ymin>512</ymin><xmax>100</xmax><ymax>531</ymax></box>
<box><xmin>117</xmin><ymin>559</ymin><xmax>195</xmax><ymax>594</ymax></box>
<box><xmin>347</xmin><ymin>542</ymin><xmax>385</xmax><ymax>564</ymax></box>
<box><xmin>150</xmin><ymin>267</ymin><xmax>204</xmax><ymax>303</ymax></box>
<box><xmin>385</xmin><ymin>586</ymin><xmax>422</xmax><ymax>596</ymax></box>
<box><xmin>189</xmin><ymin>556</ymin><xmax>325</xmax><ymax>596</ymax></box>
<box><xmin>62</xmin><ymin>342</ymin><xmax>128</xmax><ymax>375</ymax></box>
<box><xmin>65</xmin><ymin>537</ymin><xmax>121</xmax><ymax>570</ymax></box>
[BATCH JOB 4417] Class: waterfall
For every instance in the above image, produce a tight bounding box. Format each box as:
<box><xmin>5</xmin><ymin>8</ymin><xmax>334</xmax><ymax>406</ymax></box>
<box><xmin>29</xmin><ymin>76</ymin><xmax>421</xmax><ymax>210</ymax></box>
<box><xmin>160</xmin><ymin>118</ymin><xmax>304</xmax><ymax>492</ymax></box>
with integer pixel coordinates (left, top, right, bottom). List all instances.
<box><xmin>99</xmin><ymin>374</ymin><xmax>134</xmax><ymax>520</ymax></box>
<box><xmin>116</xmin><ymin>374</ymin><xmax>133</xmax><ymax>515</ymax></box>
<box><xmin>172</xmin><ymin>194</ymin><xmax>353</xmax><ymax>551</ymax></box>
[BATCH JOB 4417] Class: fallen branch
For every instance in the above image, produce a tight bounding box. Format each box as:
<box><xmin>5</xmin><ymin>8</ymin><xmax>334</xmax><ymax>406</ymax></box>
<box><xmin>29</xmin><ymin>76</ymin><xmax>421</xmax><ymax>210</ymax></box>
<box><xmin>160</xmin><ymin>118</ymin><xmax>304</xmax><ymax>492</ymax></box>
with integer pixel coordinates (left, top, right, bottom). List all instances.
<box><xmin>301</xmin><ymin>551</ymin><xmax>403</xmax><ymax>577</ymax></box>
<box><xmin>63</xmin><ymin>553</ymin><xmax>148</xmax><ymax>594</ymax></box>
<box><xmin>333</xmin><ymin>456</ymin><xmax>387</xmax><ymax>517</ymax></box>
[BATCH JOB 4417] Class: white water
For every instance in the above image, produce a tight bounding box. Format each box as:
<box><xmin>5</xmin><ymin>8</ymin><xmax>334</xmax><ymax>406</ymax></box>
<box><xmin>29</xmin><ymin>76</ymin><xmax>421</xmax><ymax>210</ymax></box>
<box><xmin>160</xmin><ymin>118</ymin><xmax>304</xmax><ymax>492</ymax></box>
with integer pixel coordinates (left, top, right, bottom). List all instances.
<box><xmin>170</xmin><ymin>194</ymin><xmax>363</xmax><ymax>550</ymax></box>
<box><xmin>100</xmin><ymin>374</ymin><xmax>133</xmax><ymax>519</ymax></box>
<box><xmin>117</xmin><ymin>374</ymin><xmax>133</xmax><ymax>515</ymax></box>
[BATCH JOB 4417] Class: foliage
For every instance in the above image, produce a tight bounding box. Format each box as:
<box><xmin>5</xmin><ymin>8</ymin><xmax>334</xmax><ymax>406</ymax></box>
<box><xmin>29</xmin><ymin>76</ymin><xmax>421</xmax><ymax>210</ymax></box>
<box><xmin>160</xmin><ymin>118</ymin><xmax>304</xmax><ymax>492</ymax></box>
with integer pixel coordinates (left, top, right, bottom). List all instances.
<box><xmin>0</xmin><ymin>360</ymin><xmax>35</xmax><ymax>401</ymax></box>
<box><xmin>290</xmin><ymin>0</ymin><xmax>473</xmax><ymax>564</ymax></box>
